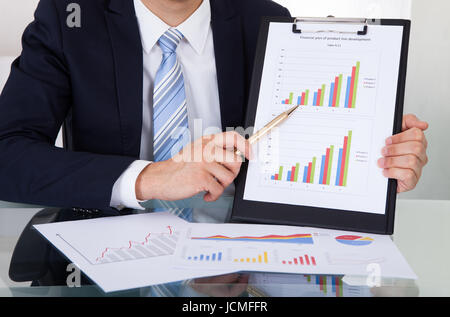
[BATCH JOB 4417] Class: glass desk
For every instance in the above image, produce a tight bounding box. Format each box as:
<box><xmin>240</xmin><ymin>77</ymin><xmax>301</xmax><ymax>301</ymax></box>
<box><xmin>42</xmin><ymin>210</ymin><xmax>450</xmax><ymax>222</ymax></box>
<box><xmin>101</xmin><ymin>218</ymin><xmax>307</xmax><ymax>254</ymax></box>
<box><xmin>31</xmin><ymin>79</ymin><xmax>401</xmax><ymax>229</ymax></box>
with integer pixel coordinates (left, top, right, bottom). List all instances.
<box><xmin>0</xmin><ymin>198</ymin><xmax>449</xmax><ymax>297</ymax></box>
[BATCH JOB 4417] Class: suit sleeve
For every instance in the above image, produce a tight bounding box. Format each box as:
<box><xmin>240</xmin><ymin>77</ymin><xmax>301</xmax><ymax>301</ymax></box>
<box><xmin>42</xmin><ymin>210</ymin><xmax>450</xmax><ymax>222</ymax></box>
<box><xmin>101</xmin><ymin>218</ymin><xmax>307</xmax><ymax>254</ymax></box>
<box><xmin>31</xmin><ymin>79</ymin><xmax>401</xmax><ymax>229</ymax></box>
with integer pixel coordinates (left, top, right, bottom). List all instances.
<box><xmin>0</xmin><ymin>0</ymin><xmax>136</xmax><ymax>211</ymax></box>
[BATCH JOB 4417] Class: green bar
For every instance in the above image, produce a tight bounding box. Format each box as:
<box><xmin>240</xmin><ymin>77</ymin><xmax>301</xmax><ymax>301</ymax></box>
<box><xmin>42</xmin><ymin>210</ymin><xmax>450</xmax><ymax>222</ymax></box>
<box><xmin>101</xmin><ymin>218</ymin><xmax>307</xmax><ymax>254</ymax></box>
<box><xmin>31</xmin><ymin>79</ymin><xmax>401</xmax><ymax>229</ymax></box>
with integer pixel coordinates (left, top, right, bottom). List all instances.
<box><xmin>310</xmin><ymin>157</ymin><xmax>317</xmax><ymax>183</ymax></box>
<box><xmin>307</xmin><ymin>275</ymin><xmax>311</xmax><ymax>283</ymax></box>
<box><xmin>326</xmin><ymin>145</ymin><xmax>334</xmax><ymax>185</ymax></box>
<box><xmin>278</xmin><ymin>166</ymin><xmax>284</xmax><ymax>181</ymax></box>
<box><xmin>294</xmin><ymin>163</ymin><xmax>300</xmax><ymax>182</ymax></box>
<box><xmin>289</xmin><ymin>92</ymin><xmax>294</xmax><ymax>105</ymax></box>
<box><xmin>339</xmin><ymin>279</ymin><xmax>343</xmax><ymax>297</ymax></box>
<box><xmin>323</xmin><ymin>276</ymin><xmax>327</xmax><ymax>294</ymax></box>
<box><xmin>336</xmin><ymin>74</ymin><xmax>343</xmax><ymax>107</ymax></box>
<box><xmin>352</xmin><ymin>62</ymin><xmax>360</xmax><ymax>108</ymax></box>
<box><xmin>343</xmin><ymin>131</ymin><xmax>352</xmax><ymax>186</ymax></box>
<box><xmin>320</xmin><ymin>84</ymin><xmax>326</xmax><ymax>106</ymax></box>
<box><xmin>305</xmin><ymin>90</ymin><xmax>310</xmax><ymax>105</ymax></box>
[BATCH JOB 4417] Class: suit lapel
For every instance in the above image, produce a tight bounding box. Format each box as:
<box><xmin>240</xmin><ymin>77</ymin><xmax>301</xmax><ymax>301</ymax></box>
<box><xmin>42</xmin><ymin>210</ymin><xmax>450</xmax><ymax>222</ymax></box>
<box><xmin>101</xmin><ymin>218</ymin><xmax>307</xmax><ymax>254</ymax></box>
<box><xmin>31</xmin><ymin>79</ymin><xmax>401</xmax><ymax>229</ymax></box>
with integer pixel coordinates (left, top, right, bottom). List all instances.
<box><xmin>104</xmin><ymin>0</ymin><xmax>143</xmax><ymax>157</ymax></box>
<box><xmin>210</xmin><ymin>0</ymin><xmax>245</xmax><ymax>130</ymax></box>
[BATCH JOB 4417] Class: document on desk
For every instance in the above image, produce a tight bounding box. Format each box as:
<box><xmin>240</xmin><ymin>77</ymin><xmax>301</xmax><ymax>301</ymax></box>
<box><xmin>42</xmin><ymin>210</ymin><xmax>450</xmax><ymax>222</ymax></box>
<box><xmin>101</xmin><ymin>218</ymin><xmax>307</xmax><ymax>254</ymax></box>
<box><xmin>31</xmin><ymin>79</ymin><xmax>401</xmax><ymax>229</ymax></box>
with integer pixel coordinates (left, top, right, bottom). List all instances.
<box><xmin>174</xmin><ymin>222</ymin><xmax>417</xmax><ymax>280</ymax></box>
<box><xmin>34</xmin><ymin>212</ymin><xmax>235</xmax><ymax>293</ymax></box>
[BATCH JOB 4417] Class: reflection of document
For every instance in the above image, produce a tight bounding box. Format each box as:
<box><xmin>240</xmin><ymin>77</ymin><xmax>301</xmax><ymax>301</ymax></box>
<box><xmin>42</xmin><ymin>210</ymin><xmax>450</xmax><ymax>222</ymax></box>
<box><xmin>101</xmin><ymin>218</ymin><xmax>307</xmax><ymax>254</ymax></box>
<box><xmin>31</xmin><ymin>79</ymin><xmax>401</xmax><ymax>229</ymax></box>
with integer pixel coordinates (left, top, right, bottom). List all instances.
<box><xmin>34</xmin><ymin>212</ymin><xmax>234</xmax><ymax>293</ymax></box>
<box><xmin>174</xmin><ymin>222</ymin><xmax>416</xmax><ymax>280</ymax></box>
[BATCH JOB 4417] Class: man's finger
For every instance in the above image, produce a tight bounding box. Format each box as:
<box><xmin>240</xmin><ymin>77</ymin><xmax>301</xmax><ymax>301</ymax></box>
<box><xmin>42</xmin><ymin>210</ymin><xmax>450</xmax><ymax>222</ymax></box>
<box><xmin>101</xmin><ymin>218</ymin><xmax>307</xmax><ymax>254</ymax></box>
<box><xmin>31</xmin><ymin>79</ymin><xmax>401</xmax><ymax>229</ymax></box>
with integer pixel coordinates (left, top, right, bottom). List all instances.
<box><xmin>202</xmin><ymin>174</ymin><xmax>224</xmax><ymax>202</ymax></box>
<box><xmin>213</xmin><ymin>131</ymin><xmax>252</xmax><ymax>160</ymax></box>
<box><xmin>205</xmin><ymin>162</ymin><xmax>236</xmax><ymax>188</ymax></box>
<box><xmin>382</xmin><ymin>141</ymin><xmax>427</xmax><ymax>163</ymax></box>
<box><xmin>386</xmin><ymin>127</ymin><xmax>427</xmax><ymax>148</ymax></box>
<box><xmin>402</xmin><ymin>114</ymin><xmax>429</xmax><ymax>132</ymax></box>
<box><xmin>382</xmin><ymin>168</ymin><xmax>418</xmax><ymax>192</ymax></box>
<box><xmin>378</xmin><ymin>155</ymin><xmax>422</xmax><ymax>180</ymax></box>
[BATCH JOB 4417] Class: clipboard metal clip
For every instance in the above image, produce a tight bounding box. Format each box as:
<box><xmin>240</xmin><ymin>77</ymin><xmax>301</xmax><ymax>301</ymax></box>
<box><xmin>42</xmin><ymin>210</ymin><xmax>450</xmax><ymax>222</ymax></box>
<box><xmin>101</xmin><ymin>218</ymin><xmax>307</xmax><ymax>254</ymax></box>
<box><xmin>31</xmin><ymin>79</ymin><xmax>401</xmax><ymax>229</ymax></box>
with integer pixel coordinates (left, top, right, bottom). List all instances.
<box><xmin>292</xmin><ymin>17</ymin><xmax>369</xmax><ymax>36</ymax></box>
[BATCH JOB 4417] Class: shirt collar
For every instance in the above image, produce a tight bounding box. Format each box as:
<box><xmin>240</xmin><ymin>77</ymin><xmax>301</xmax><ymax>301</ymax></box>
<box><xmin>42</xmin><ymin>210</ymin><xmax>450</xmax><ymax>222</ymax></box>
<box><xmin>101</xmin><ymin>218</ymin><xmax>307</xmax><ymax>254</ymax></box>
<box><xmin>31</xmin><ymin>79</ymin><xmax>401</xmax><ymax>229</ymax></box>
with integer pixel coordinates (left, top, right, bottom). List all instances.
<box><xmin>134</xmin><ymin>0</ymin><xmax>211</xmax><ymax>55</ymax></box>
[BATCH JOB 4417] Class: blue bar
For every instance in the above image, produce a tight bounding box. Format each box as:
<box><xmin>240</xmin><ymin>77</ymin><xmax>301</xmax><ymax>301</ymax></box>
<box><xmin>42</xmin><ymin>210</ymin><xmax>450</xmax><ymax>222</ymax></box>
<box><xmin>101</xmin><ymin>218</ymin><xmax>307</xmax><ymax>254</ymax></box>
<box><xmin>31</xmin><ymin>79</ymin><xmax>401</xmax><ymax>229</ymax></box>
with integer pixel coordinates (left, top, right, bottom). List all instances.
<box><xmin>319</xmin><ymin>155</ymin><xmax>326</xmax><ymax>185</ymax></box>
<box><xmin>332</xmin><ymin>277</ymin><xmax>336</xmax><ymax>292</ymax></box>
<box><xmin>271</xmin><ymin>175</ymin><xmax>275</xmax><ymax>180</ymax></box>
<box><xmin>316</xmin><ymin>276</ymin><xmax>320</xmax><ymax>284</ymax></box>
<box><xmin>303</xmin><ymin>166</ymin><xmax>308</xmax><ymax>183</ymax></box>
<box><xmin>335</xmin><ymin>149</ymin><xmax>343</xmax><ymax>186</ymax></box>
<box><xmin>313</xmin><ymin>92</ymin><xmax>318</xmax><ymax>106</ymax></box>
<box><xmin>218</xmin><ymin>252</ymin><xmax>222</xmax><ymax>261</ymax></box>
<box><xmin>297</xmin><ymin>96</ymin><xmax>301</xmax><ymax>105</ymax></box>
<box><xmin>206</xmin><ymin>255</ymin><xmax>210</xmax><ymax>261</ymax></box>
<box><xmin>329</xmin><ymin>83</ymin><xmax>335</xmax><ymax>107</ymax></box>
<box><xmin>200</xmin><ymin>254</ymin><xmax>204</xmax><ymax>261</ymax></box>
<box><xmin>287</xmin><ymin>171</ymin><xmax>291</xmax><ymax>181</ymax></box>
<box><xmin>188</xmin><ymin>257</ymin><xmax>192</xmax><ymax>260</ymax></box>
<box><xmin>194</xmin><ymin>256</ymin><xmax>198</xmax><ymax>261</ymax></box>
<box><xmin>282</xmin><ymin>100</ymin><xmax>285</xmax><ymax>104</ymax></box>
<box><xmin>345</xmin><ymin>76</ymin><xmax>351</xmax><ymax>108</ymax></box>
<box><xmin>212</xmin><ymin>253</ymin><xmax>216</xmax><ymax>261</ymax></box>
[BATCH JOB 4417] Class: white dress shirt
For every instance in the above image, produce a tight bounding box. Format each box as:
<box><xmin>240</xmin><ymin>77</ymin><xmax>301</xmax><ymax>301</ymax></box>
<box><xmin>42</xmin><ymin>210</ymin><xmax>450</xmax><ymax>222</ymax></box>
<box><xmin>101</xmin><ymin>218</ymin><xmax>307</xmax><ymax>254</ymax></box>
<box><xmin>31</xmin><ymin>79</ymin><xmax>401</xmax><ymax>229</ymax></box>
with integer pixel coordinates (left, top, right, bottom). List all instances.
<box><xmin>110</xmin><ymin>0</ymin><xmax>224</xmax><ymax>209</ymax></box>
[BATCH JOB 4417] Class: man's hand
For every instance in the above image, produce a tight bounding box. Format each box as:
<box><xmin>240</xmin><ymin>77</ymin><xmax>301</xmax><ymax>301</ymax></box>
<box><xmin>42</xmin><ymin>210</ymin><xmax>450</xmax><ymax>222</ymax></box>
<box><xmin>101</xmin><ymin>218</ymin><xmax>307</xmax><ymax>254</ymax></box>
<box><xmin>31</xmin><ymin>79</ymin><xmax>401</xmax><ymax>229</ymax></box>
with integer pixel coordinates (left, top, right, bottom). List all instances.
<box><xmin>378</xmin><ymin>114</ymin><xmax>429</xmax><ymax>193</ymax></box>
<box><xmin>135</xmin><ymin>131</ymin><xmax>251</xmax><ymax>202</ymax></box>
<box><xmin>189</xmin><ymin>273</ymin><xmax>250</xmax><ymax>297</ymax></box>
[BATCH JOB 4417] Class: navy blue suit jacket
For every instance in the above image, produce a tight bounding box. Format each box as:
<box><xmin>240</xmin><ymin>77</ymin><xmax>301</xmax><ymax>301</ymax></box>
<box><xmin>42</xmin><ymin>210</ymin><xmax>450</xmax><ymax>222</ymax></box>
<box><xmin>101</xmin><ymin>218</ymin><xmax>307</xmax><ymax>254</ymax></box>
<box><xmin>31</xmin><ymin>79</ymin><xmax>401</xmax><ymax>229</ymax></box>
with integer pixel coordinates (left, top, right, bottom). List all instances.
<box><xmin>0</xmin><ymin>0</ymin><xmax>290</xmax><ymax>211</ymax></box>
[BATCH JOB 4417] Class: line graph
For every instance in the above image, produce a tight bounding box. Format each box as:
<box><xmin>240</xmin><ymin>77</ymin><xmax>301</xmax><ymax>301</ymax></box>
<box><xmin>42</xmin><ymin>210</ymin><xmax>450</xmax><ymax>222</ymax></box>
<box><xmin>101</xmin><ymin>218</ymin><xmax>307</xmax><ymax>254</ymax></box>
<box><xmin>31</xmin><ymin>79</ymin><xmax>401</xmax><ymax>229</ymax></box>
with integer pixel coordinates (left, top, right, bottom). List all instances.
<box><xmin>191</xmin><ymin>233</ymin><xmax>314</xmax><ymax>244</ymax></box>
<box><xmin>57</xmin><ymin>225</ymin><xmax>180</xmax><ymax>265</ymax></box>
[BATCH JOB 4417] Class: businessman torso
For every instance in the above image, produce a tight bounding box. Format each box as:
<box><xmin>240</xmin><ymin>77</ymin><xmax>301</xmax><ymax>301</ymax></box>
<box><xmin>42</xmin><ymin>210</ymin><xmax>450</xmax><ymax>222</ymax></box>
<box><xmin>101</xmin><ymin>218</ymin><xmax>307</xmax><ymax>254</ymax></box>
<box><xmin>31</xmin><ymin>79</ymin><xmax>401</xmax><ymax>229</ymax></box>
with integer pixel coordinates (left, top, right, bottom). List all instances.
<box><xmin>0</xmin><ymin>0</ymin><xmax>289</xmax><ymax>209</ymax></box>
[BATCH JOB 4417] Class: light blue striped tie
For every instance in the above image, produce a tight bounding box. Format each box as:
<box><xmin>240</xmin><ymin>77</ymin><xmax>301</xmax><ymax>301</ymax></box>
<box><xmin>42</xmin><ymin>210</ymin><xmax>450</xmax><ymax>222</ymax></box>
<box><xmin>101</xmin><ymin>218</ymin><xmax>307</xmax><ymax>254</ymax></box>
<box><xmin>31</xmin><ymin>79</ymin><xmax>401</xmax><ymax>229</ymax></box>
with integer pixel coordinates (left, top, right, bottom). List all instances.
<box><xmin>153</xmin><ymin>29</ymin><xmax>192</xmax><ymax>223</ymax></box>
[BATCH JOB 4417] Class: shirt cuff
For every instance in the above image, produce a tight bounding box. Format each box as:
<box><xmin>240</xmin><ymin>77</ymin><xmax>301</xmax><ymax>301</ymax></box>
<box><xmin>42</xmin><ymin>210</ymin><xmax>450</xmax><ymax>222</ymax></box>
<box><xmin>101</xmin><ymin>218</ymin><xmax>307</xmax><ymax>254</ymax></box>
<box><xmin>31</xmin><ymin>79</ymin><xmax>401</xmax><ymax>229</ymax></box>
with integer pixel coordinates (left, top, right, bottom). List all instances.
<box><xmin>110</xmin><ymin>160</ymin><xmax>152</xmax><ymax>210</ymax></box>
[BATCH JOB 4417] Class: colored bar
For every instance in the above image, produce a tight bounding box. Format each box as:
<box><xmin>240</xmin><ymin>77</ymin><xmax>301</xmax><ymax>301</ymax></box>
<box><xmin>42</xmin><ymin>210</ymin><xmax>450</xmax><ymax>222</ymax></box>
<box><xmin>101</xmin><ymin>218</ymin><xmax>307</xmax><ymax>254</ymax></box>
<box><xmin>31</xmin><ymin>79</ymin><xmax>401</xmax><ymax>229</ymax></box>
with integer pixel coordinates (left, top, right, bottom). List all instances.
<box><xmin>306</xmin><ymin>162</ymin><xmax>312</xmax><ymax>183</ymax></box>
<box><xmin>317</xmin><ymin>89</ymin><xmax>322</xmax><ymax>106</ymax></box>
<box><xmin>288</xmin><ymin>261</ymin><xmax>292</xmax><ymax>265</ymax></box>
<box><xmin>263</xmin><ymin>252</ymin><xmax>268</xmax><ymax>264</ymax></box>
<box><xmin>348</xmin><ymin>66</ymin><xmax>356</xmax><ymax>108</ymax></box>
<box><xmin>319</xmin><ymin>276</ymin><xmax>323</xmax><ymax>291</ymax></box>
<box><xmin>332</xmin><ymin>76</ymin><xmax>339</xmax><ymax>107</ymax></box>
<box><xmin>294</xmin><ymin>163</ymin><xmax>300</xmax><ymax>182</ymax></box>
<box><xmin>310</xmin><ymin>157</ymin><xmax>317</xmax><ymax>184</ymax></box>
<box><xmin>194</xmin><ymin>256</ymin><xmax>198</xmax><ymax>260</ymax></box>
<box><xmin>323</xmin><ymin>276</ymin><xmax>327</xmax><ymax>294</ymax></box>
<box><xmin>246</xmin><ymin>258</ymin><xmax>250</xmax><ymax>263</ymax></box>
<box><xmin>294</xmin><ymin>258</ymin><xmax>298</xmax><ymax>265</ymax></box>
<box><xmin>319</xmin><ymin>155</ymin><xmax>326</xmax><ymax>185</ymax></box>
<box><xmin>303</xmin><ymin>166</ymin><xmax>308</xmax><ymax>183</ymax></box>
<box><xmin>328</xmin><ymin>83</ymin><xmax>334</xmax><ymax>107</ymax></box>
<box><xmin>311</xmin><ymin>256</ymin><xmax>316</xmax><ymax>266</ymax></box>
<box><xmin>344</xmin><ymin>76</ymin><xmax>351</xmax><ymax>108</ymax></box>
<box><xmin>300</xmin><ymin>92</ymin><xmax>305</xmax><ymax>105</ymax></box>
<box><xmin>281</xmin><ymin>100</ymin><xmax>285</xmax><ymax>104</ymax></box>
<box><xmin>206</xmin><ymin>255</ymin><xmax>210</xmax><ymax>261</ymax></box>
<box><xmin>336</xmin><ymin>74</ymin><xmax>343</xmax><ymax>107</ymax></box>
<box><xmin>305</xmin><ymin>90</ymin><xmax>310</xmax><ymax>105</ymax></box>
<box><xmin>352</xmin><ymin>62</ymin><xmax>360</xmax><ymax>108</ymax></box>
<box><xmin>343</xmin><ymin>131</ymin><xmax>352</xmax><ymax>186</ymax></box>
<box><xmin>339</xmin><ymin>136</ymin><xmax>348</xmax><ymax>186</ymax></box>
<box><xmin>286</xmin><ymin>171</ymin><xmax>291</xmax><ymax>182</ymax></box>
<box><xmin>212</xmin><ymin>253</ymin><xmax>216</xmax><ymax>261</ymax></box>
<box><xmin>335</xmin><ymin>149</ymin><xmax>343</xmax><ymax>186</ymax></box>
<box><xmin>271</xmin><ymin>175</ymin><xmax>275</xmax><ymax>180</ymax></box>
<box><xmin>274</xmin><ymin>174</ymin><xmax>278</xmax><ymax>181</ymax></box>
<box><xmin>218</xmin><ymin>252</ymin><xmax>222</xmax><ymax>261</ymax></box>
<box><xmin>297</xmin><ymin>96</ymin><xmax>301</xmax><ymax>106</ymax></box>
<box><xmin>305</xmin><ymin>254</ymin><xmax>310</xmax><ymax>265</ymax></box>
<box><xmin>289</xmin><ymin>92</ymin><xmax>294</xmax><ymax>105</ymax></box>
<box><xmin>332</xmin><ymin>276</ymin><xmax>336</xmax><ymax>293</ymax></box>
<box><xmin>313</xmin><ymin>92</ymin><xmax>318</xmax><ymax>106</ymax></box>
<box><xmin>320</xmin><ymin>85</ymin><xmax>326</xmax><ymax>106</ymax></box>
<box><xmin>299</xmin><ymin>257</ymin><xmax>304</xmax><ymax>265</ymax></box>
<box><xmin>290</xmin><ymin>166</ymin><xmax>296</xmax><ymax>182</ymax></box>
<box><xmin>326</xmin><ymin>146</ymin><xmax>334</xmax><ymax>185</ymax></box>
<box><xmin>258</xmin><ymin>255</ymin><xmax>262</xmax><ymax>263</ymax></box>
<box><xmin>278</xmin><ymin>166</ymin><xmax>284</xmax><ymax>181</ymax></box>
<box><xmin>200</xmin><ymin>254</ymin><xmax>204</xmax><ymax>261</ymax></box>
<box><xmin>323</xmin><ymin>148</ymin><xmax>330</xmax><ymax>185</ymax></box>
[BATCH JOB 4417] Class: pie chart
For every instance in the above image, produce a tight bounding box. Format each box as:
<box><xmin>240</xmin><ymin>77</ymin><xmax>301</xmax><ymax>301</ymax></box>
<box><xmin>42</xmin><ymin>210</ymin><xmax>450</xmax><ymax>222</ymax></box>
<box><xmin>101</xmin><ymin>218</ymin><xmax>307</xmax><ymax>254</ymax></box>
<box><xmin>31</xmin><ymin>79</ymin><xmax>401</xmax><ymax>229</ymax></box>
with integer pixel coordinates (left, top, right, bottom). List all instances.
<box><xmin>335</xmin><ymin>235</ymin><xmax>374</xmax><ymax>246</ymax></box>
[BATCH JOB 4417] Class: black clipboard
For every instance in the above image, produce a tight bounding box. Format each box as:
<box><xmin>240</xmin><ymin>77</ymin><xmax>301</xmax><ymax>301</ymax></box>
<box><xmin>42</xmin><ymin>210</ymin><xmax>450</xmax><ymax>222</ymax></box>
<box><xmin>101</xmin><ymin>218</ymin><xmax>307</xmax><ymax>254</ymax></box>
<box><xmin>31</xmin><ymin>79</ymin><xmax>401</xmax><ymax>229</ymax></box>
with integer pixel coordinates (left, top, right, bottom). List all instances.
<box><xmin>230</xmin><ymin>17</ymin><xmax>411</xmax><ymax>235</ymax></box>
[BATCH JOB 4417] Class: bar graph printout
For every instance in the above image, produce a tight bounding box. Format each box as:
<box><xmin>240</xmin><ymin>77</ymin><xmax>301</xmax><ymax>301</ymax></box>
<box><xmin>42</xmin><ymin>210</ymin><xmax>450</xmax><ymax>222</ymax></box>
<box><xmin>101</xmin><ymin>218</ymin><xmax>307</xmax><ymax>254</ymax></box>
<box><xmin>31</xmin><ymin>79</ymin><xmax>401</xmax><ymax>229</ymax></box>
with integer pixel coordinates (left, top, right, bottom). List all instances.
<box><xmin>244</xmin><ymin>22</ymin><xmax>404</xmax><ymax>215</ymax></box>
<box><xmin>34</xmin><ymin>212</ymin><xmax>235</xmax><ymax>293</ymax></box>
<box><xmin>175</xmin><ymin>222</ymin><xmax>416</xmax><ymax>279</ymax></box>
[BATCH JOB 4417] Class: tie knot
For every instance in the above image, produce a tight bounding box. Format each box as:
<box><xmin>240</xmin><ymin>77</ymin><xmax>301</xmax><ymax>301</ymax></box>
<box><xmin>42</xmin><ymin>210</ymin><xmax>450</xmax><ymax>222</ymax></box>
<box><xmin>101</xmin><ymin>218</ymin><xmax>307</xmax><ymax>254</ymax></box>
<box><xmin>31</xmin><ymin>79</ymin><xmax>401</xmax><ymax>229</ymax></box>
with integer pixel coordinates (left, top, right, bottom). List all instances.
<box><xmin>158</xmin><ymin>29</ymin><xmax>184</xmax><ymax>54</ymax></box>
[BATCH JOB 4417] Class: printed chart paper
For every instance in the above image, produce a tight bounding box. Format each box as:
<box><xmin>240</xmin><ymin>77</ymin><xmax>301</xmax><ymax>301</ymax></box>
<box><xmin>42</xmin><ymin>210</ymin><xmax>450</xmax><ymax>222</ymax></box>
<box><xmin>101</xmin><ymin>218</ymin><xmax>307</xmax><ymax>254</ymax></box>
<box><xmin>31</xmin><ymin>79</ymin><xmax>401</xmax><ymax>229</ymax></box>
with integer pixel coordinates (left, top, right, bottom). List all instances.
<box><xmin>34</xmin><ymin>212</ymin><xmax>235</xmax><ymax>293</ymax></box>
<box><xmin>175</xmin><ymin>222</ymin><xmax>416</xmax><ymax>280</ymax></box>
<box><xmin>244</xmin><ymin>22</ymin><xmax>404</xmax><ymax>215</ymax></box>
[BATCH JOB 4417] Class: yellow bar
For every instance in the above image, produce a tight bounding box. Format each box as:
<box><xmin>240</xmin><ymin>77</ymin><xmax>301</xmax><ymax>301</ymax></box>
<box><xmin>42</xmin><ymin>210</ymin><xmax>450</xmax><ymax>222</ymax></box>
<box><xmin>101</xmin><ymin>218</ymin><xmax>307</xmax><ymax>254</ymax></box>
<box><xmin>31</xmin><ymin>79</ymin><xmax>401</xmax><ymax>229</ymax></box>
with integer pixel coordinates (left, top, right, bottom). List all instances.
<box><xmin>246</xmin><ymin>258</ymin><xmax>250</xmax><ymax>263</ymax></box>
<box><xmin>240</xmin><ymin>258</ymin><xmax>244</xmax><ymax>262</ymax></box>
<box><xmin>263</xmin><ymin>252</ymin><xmax>268</xmax><ymax>264</ymax></box>
<box><xmin>258</xmin><ymin>255</ymin><xmax>262</xmax><ymax>263</ymax></box>
<box><xmin>252</xmin><ymin>258</ymin><xmax>256</xmax><ymax>263</ymax></box>
<box><xmin>234</xmin><ymin>259</ymin><xmax>238</xmax><ymax>262</ymax></box>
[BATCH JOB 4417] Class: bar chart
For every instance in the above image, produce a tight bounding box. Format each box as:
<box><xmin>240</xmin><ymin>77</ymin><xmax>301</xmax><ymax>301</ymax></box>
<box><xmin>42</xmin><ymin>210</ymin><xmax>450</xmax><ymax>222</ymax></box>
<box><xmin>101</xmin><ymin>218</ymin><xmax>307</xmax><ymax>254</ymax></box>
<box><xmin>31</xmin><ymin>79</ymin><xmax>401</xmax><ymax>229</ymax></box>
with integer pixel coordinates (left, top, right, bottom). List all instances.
<box><xmin>281</xmin><ymin>254</ymin><xmax>317</xmax><ymax>266</ymax></box>
<box><xmin>270</xmin><ymin>130</ymin><xmax>353</xmax><ymax>188</ymax></box>
<box><xmin>280</xmin><ymin>62</ymin><xmax>361</xmax><ymax>109</ymax></box>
